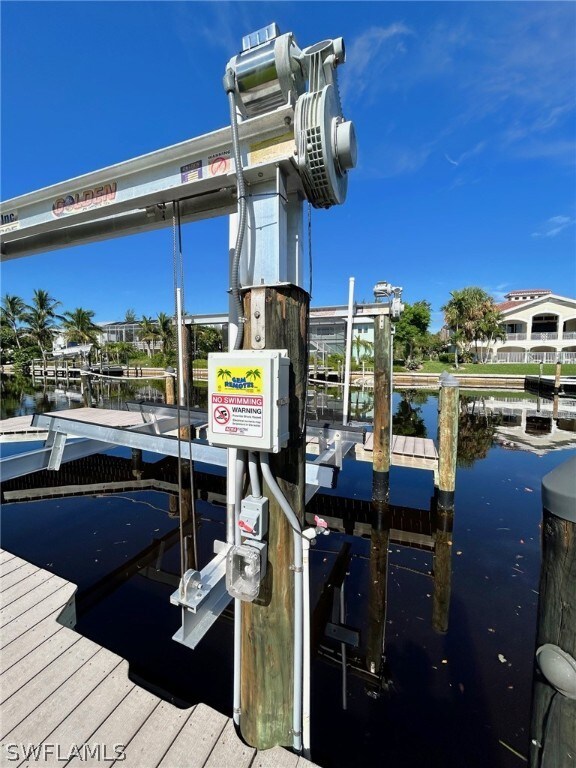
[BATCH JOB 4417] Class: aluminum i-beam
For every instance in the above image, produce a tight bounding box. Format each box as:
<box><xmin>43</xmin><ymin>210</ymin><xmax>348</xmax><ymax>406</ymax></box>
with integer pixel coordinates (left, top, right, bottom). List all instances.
<box><xmin>0</xmin><ymin>106</ymin><xmax>299</xmax><ymax>260</ymax></box>
<box><xmin>1</xmin><ymin>412</ymin><xmax>337</xmax><ymax>497</ymax></box>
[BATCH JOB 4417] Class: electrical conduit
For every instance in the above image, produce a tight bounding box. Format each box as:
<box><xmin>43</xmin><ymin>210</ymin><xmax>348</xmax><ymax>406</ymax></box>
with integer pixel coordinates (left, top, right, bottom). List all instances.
<box><xmin>259</xmin><ymin>453</ymin><xmax>303</xmax><ymax>754</ymax></box>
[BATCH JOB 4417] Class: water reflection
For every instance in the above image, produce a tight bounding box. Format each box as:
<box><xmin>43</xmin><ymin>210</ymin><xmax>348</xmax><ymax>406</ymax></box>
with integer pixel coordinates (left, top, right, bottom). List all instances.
<box><xmin>392</xmin><ymin>390</ymin><xmax>427</xmax><ymax>438</ymax></box>
<box><xmin>3</xmin><ymin>381</ymin><xmax>576</xmax><ymax>766</ymax></box>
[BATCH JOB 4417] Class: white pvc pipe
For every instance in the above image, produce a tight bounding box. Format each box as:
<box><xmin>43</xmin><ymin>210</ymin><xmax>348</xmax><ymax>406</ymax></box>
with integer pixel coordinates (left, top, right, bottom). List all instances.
<box><xmin>259</xmin><ymin>453</ymin><xmax>303</xmax><ymax>754</ymax></box>
<box><xmin>232</xmin><ymin>450</ymin><xmax>246</xmax><ymax>727</ymax></box>
<box><xmin>302</xmin><ymin>528</ymin><xmax>316</xmax><ymax>759</ymax></box>
<box><xmin>176</xmin><ymin>288</ymin><xmax>185</xmax><ymax>406</ymax></box>
<box><xmin>342</xmin><ymin>277</ymin><xmax>355</xmax><ymax>425</ymax></box>
<box><xmin>248</xmin><ymin>452</ymin><xmax>262</xmax><ymax>498</ymax></box>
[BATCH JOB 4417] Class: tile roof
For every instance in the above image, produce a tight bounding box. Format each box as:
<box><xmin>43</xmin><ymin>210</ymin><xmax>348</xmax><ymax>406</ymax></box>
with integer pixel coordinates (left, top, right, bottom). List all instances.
<box><xmin>497</xmin><ymin>300</ymin><xmax>530</xmax><ymax>312</ymax></box>
<box><xmin>505</xmin><ymin>289</ymin><xmax>551</xmax><ymax>296</ymax></box>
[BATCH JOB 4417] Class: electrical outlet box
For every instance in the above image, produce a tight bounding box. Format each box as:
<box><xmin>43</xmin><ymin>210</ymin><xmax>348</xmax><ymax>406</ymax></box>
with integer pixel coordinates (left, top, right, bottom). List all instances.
<box><xmin>208</xmin><ymin>350</ymin><xmax>290</xmax><ymax>452</ymax></box>
<box><xmin>226</xmin><ymin>542</ymin><xmax>268</xmax><ymax>602</ymax></box>
<box><xmin>239</xmin><ymin>495</ymin><xmax>269</xmax><ymax>540</ymax></box>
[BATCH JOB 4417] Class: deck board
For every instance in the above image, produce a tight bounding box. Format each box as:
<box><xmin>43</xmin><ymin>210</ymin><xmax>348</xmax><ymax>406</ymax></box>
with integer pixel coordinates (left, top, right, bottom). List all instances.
<box><xmin>28</xmin><ymin>663</ymin><xmax>135</xmax><ymax>767</ymax></box>
<box><xmin>0</xmin><ymin>626</ymin><xmax>79</xmax><ymax>704</ymax></box>
<box><xmin>0</xmin><ymin>550</ymin><xmax>316</xmax><ymax>768</ymax></box>
<box><xmin>251</xmin><ymin>747</ymin><xmax>300</xmax><ymax>767</ymax></box>
<box><xmin>66</xmin><ymin>686</ymin><xmax>160</xmax><ymax>767</ymax></box>
<box><xmin>203</xmin><ymin>719</ymin><xmax>256</xmax><ymax>768</ymax></box>
<box><xmin>0</xmin><ymin>560</ymin><xmax>40</xmax><ymax>590</ymax></box>
<box><xmin>0</xmin><ymin>574</ymin><xmax>68</xmax><ymax>628</ymax></box>
<box><xmin>1</xmin><ymin>567</ymin><xmax>57</xmax><ymax>609</ymax></box>
<box><xmin>0</xmin><ymin>637</ymin><xmax>101</xmax><ymax>738</ymax></box>
<box><xmin>117</xmin><ymin>700</ymin><xmax>195</xmax><ymax>767</ymax></box>
<box><xmin>0</xmin><ymin>611</ymin><xmax>66</xmax><ymax>673</ymax></box>
<box><xmin>157</xmin><ymin>703</ymin><xmax>227</xmax><ymax>768</ymax></box>
<box><xmin>0</xmin><ymin>550</ymin><xmax>17</xmax><ymax>565</ymax></box>
<box><xmin>1</xmin><ymin>583</ymin><xmax>76</xmax><ymax>648</ymax></box>
<box><xmin>5</xmin><ymin>648</ymin><xmax>121</xmax><ymax>751</ymax></box>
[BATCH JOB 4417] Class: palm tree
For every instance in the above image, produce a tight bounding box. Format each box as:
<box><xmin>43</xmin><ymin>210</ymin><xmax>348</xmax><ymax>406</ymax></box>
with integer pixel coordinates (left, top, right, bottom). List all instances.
<box><xmin>23</xmin><ymin>308</ymin><xmax>57</xmax><ymax>357</ymax></box>
<box><xmin>22</xmin><ymin>290</ymin><xmax>62</xmax><ymax>359</ymax></box>
<box><xmin>30</xmin><ymin>289</ymin><xmax>62</xmax><ymax>320</ymax></box>
<box><xmin>1</xmin><ymin>294</ymin><xmax>26</xmax><ymax>349</ymax></box>
<box><xmin>156</xmin><ymin>312</ymin><xmax>175</xmax><ymax>355</ymax></box>
<box><xmin>442</xmin><ymin>287</ymin><xmax>503</xmax><ymax>367</ymax></box>
<box><xmin>61</xmin><ymin>308</ymin><xmax>101</xmax><ymax>345</ymax></box>
<box><xmin>138</xmin><ymin>315</ymin><xmax>159</xmax><ymax>357</ymax></box>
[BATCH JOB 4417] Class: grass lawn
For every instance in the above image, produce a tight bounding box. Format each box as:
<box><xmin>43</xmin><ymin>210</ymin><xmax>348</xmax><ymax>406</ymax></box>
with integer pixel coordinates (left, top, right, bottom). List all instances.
<box><xmin>394</xmin><ymin>361</ymin><xmax>576</xmax><ymax>375</ymax></box>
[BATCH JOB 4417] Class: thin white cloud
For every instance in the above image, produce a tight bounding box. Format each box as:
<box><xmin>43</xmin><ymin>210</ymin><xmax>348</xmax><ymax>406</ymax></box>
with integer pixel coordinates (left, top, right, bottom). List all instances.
<box><xmin>444</xmin><ymin>141</ymin><xmax>487</xmax><ymax>167</ymax></box>
<box><xmin>340</xmin><ymin>23</ymin><xmax>415</xmax><ymax>103</ymax></box>
<box><xmin>531</xmin><ymin>215</ymin><xmax>575</xmax><ymax>239</ymax></box>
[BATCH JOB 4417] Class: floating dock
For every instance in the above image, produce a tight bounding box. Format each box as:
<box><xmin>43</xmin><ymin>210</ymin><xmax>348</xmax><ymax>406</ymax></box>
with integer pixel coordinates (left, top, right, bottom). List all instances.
<box><xmin>0</xmin><ymin>549</ymin><xmax>316</xmax><ymax>768</ymax></box>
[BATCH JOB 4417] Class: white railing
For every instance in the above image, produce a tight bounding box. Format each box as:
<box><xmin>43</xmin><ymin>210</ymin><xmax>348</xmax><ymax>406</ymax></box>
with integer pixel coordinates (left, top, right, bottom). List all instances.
<box><xmin>495</xmin><ymin>352</ymin><xmax>526</xmax><ymax>363</ymax></box>
<box><xmin>530</xmin><ymin>332</ymin><xmax>558</xmax><ymax>341</ymax></box>
<box><xmin>494</xmin><ymin>350</ymin><xmax>575</xmax><ymax>363</ymax></box>
<box><xmin>505</xmin><ymin>333</ymin><xmax>527</xmax><ymax>341</ymax></box>
<box><xmin>563</xmin><ymin>332</ymin><xmax>576</xmax><ymax>340</ymax></box>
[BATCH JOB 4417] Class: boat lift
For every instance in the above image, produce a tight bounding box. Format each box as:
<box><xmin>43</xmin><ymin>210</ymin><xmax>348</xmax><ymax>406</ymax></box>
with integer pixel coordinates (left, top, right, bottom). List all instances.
<box><xmin>1</xmin><ymin>23</ymin><xmax>357</xmax><ymax>756</ymax></box>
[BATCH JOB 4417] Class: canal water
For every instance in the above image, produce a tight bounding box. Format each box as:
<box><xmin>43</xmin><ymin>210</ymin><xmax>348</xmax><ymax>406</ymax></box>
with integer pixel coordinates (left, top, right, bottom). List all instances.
<box><xmin>1</xmin><ymin>377</ymin><xmax>575</xmax><ymax>768</ymax></box>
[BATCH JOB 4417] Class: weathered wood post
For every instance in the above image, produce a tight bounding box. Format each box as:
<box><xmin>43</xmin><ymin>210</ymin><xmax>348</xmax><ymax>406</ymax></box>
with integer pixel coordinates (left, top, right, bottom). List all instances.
<box><xmin>366</xmin><ymin>501</ymin><xmax>391</xmax><ymax>675</ymax></box>
<box><xmin>552</xmin><ymin>359</ymin><xmax>562</xmax><ymax>420</ymax></box>
<box><xmin>240</xmin><ymin>285</ymin><xmax>309</xmax><ymax>749</ymax></box>
<box><xmin>530</xmin><ymin>457</ymin><xmax>576</xmax><ymax>768</ymax></box>
<box><xmin>372</xmin><ymin>311</ymin><xmax>391</xmax><ymax>503</ymax></box>
<box><xmin>165</xmin><ymin>367</ymin><xmax>176</xmax><ymax>406</ymax></box>
<box><xmin>432</xmin><ymin>507</ymin><xmax>454</xmax><ymax>634</ymax></box>
<box><xmin>80</xmin><ymin>367</ymin><xmax>93</xmax><ymax>408</ymax></box>
<box><xmin>131</xmin><ymin>449</ymin><xmax>143</xmax><ymax>479</ymax></box>
<box><xmin>436</xmin><ymin>372</ymin><xmax>460</xmax><ymax>512</ymax></box>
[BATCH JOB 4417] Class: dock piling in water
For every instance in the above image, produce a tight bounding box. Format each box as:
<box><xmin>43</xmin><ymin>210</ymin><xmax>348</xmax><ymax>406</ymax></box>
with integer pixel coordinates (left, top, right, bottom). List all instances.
<box><xmin>436</xmin><ymin>373</ymin><xmax>460</xmax><ymax>513</ymax></box>
<box><xmin>372</xmin><ymin>312</ymin><xmax>391</xmax><ymax>503</ymax></box>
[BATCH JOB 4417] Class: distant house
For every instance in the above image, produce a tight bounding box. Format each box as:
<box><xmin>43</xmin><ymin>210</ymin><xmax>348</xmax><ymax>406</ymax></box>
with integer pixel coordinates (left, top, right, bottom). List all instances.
<box><xmin>98</xmin><ymin>321</ymin><xmax>162</xmax><ymax>354</ymax></box>
<box><xmin>483</xmin><ymin>289</ymin><xmax>576</xmax><ymax>363</ymax></box>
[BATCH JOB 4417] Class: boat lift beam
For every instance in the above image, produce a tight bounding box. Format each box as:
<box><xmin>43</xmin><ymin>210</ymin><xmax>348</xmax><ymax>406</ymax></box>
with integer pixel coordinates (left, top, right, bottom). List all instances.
<box><xmin>0</xmin><ymin>105</ymin><xmax>298</xmax><ymax>260</ymax></box>
<box><xmin>0</xmin><ymin>411</ymin><xmax>349</xmax><ymax>500</ymax></box>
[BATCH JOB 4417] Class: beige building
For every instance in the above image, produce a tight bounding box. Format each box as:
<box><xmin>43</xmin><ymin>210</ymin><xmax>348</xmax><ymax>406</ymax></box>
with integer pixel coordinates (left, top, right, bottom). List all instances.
<box><xmin>486</xmin><ymin>289</ymin><xmax>576</xmax><ymax>363</ymax></box>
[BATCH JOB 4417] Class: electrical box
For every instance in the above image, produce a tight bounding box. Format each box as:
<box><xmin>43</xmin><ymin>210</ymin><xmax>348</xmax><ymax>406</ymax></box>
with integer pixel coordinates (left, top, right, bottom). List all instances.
<box><xmin>207</xmin><ymin>350</ymin><xmax>290</xmax><ymax>452</ymax></box>
<box><xmin>239</xmin><ymin>495</ymin><xmax>269</xmax><ymax>540</ymax></box>
<box><xmin>226</xmin><ymin>542</ymin><xmax>267</xmax><ymax>602</ymax></box>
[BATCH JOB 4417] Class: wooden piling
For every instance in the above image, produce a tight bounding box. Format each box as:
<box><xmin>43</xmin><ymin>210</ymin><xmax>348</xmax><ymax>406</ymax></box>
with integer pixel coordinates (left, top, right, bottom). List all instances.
<box><xmin>240</xmin><ymin>285</ymin><xmax>309</xmax><ymax>750</ymax></box>
<box><xmin>437</xmin><ymin>375</ymin><xmax>459</xmax><ymax>512</ymax></box>
<box><xmin>530</xmin><ymin>457</ymin><xmax>576</xmax><ymax>768</ymax></box>
<box><xmin>366</xmin><ymin>501</ymin><xmax>390</xmax><ymax>675</ymax></box>
<box><xmin>552</xmin><ymin>360</ymin><xmax>562</xmax><ymax>420</ymax></box>
<box><xmin>432</xmin><ymin>508</ymin><xmax>454</xmax><ymax>634</ymax></box>
<box><xmin>165</xmin><ymin>368</ymin><xmax>176</xmax><ymax>406</ymax></box>
<box><xmin>372</xmin><ymin>312</ymin><xmax>391</xmax><ymax>502</ymax></box>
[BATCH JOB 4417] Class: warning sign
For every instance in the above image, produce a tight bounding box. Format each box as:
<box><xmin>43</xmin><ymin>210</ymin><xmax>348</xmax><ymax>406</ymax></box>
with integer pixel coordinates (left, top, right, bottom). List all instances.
<box><xmin>181</xmin><ymin>160</ymin><xmax>203</xmax><ymax>183</ymax></box>
<box><xmin>211</xmin><ymin>394</ymin><xmax>264</xmax><ymax>438</ymax></box>
<box><xmin>208</xmin><ymin>149</ymin><xmax>233</xmax><ymax>177</ymax></box>
<box><xmin>249</xmin><ymin>132</ymin><xmax>295</xmax><ymax>166</ymax></box>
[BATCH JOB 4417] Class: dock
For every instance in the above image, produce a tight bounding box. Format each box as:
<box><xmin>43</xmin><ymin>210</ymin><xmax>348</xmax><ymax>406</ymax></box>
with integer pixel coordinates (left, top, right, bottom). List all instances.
<box><xmin>356</xmin><ymin>433</ymin><xmax>439</xmax><ymax>474</ymax></box>
<box><xmin>0</xmin><ymin>549</ymin><xmax>316</xmax><ymax>768</ymax></box>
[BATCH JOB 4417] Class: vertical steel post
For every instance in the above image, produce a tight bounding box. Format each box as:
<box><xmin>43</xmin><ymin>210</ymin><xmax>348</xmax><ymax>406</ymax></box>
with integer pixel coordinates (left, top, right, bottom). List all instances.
<box><xmin>342</xmin><ymin>277</ymin><xmax>355</xmax><ymax>425</ymax></box>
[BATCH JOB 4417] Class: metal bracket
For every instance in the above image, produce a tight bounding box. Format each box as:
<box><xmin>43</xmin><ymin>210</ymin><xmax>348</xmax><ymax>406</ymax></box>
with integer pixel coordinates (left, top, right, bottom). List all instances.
<box><xmin>46</xmin><ymin>431</ymin><xmax>67</xmax><ymax>471</ymax></box>
<box><xmin>170</xmin><ymin>542</ymin><xmax>232</xmax><ymax>650</ymax></box>
<box><xmin>251</xmin><ymin>287</ymin><xmax>266</xmax><ymax>349</ymax></box>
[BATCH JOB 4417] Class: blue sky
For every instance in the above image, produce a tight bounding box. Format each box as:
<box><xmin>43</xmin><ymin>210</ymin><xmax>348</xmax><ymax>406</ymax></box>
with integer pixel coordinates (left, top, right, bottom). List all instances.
<box><xmin>1</xmin><ymin>2</ymin><xmax>575</xmax><ymax>331</ymax></box>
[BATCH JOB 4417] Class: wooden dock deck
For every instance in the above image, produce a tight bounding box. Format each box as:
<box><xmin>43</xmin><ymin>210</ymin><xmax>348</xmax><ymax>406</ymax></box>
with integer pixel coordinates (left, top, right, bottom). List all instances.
<box><xmin>0</xmin><ymin>549</ymin><xmax>316</xmax><ymax>768</ymax></box>
<box><xmin>356</xmin><ymin>433</ymin><xmax>439</xmax><ymax>472</ymax></box>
